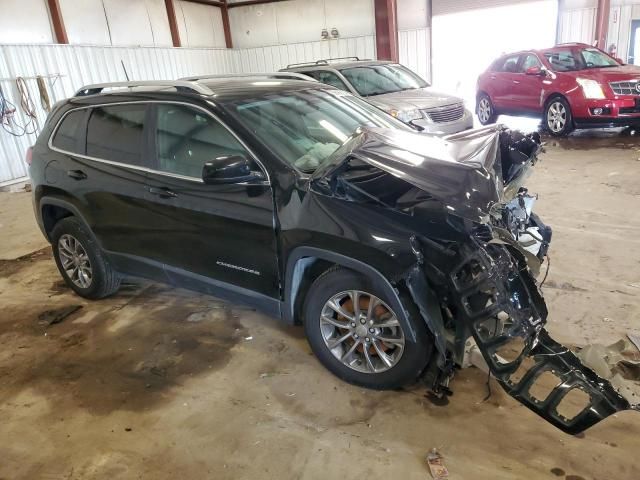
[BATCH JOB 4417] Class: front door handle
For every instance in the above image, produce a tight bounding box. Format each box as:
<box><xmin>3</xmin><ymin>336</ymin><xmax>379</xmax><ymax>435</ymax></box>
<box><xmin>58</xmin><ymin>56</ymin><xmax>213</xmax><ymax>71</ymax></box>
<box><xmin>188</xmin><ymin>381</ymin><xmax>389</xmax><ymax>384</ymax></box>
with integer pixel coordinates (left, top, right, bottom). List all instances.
<box><xmin>67</xmin><ymin>169</ymin><xmax>87</xmax><ymax>180</ymax></box>
<box><xmin>513</xmin><ymin>80</ymin><xmax>521</xmax><ymax>84</ymax></box>
<box><xmin>148</xmin><ymin>186</ymin><xmax>177</xmax><ymax>199</ymax></box>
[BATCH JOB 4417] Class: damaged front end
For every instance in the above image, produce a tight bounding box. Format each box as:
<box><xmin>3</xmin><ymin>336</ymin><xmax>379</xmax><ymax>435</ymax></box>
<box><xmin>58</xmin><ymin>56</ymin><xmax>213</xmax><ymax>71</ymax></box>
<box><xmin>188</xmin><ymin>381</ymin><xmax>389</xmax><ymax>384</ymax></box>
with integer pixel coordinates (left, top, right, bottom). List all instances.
<box><xmin>314</xmin><ymin>125</ymin><xmax>637</xmax><ymax>434</ymax></box>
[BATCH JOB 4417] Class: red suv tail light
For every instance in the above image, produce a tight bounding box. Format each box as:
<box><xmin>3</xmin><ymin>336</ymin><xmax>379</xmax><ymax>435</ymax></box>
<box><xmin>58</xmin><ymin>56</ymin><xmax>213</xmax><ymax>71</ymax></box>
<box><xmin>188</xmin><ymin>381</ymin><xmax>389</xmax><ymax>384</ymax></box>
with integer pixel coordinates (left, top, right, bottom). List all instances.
<box><xmin>25</xmin><ymin>146</ymin><xmax>33</xmax><ymax>166</ymax></box>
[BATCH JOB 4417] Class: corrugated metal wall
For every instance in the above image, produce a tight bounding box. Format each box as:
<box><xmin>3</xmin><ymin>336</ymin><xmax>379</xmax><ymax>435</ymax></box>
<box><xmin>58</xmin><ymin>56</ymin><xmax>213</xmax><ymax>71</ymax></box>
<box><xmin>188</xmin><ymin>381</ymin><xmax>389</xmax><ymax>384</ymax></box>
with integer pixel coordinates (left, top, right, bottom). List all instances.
<box><xmin>1</xmin><ymin>30</ymin><xmax>432</xmax><ymax>184</ymax></box>
<box><xmin>556</xmin><ymin>6</ymin><xmax>596</xmax><ymax>44</ymax></box>
<box><xmin>0</xmin><ymin>43</ymin><xmax>234</xmax><ymax>184</ymax></box>
<box><xmin>399</xmin><ymin>28</ymin><xmax>431</xmax><ymax>83</ymax></box>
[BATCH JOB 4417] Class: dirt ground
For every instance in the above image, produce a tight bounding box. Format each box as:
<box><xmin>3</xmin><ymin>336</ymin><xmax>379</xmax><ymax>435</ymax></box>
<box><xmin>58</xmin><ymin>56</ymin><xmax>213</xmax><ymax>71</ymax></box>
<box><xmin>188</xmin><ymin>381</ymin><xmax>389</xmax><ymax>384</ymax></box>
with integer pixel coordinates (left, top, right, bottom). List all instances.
<box><xmin>1</xmin><ymin>128</ymin><xmax>639</xmax><ymax>480</ymax></box>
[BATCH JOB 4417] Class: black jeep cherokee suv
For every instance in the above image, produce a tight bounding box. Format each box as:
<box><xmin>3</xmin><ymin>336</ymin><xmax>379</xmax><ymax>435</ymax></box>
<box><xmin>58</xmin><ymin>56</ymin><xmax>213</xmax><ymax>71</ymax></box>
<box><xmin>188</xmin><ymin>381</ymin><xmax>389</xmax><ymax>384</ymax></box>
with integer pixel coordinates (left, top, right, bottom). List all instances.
<box><xmin>30</xmin><ymin>76</ymin><xmax>634</xmax><ymax>434</ymax></box>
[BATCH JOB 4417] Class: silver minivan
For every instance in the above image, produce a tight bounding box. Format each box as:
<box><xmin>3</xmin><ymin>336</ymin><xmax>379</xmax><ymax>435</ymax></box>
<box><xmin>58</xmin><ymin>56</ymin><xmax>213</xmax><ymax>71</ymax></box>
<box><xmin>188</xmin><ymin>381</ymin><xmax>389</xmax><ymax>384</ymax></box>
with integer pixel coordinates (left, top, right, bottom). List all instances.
<box><xmin>281</xmin><ymin>58</ymin><xmax>473</xmax><ymax>135</ymax></box>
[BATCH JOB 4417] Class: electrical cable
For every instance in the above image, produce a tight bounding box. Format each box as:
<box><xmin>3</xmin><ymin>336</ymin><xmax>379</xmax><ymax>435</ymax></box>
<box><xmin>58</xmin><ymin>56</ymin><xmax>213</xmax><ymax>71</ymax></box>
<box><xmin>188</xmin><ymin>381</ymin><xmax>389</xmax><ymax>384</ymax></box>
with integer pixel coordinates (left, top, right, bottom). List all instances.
<box><xmin>0</xmin><ymin>83</ymin><xmax>24</xmax><ymax>137</ymax></box>
<box><xmin>15</xmin><ymin>76</ymin><xmax>39</xmax><ymax>135</ymax></box>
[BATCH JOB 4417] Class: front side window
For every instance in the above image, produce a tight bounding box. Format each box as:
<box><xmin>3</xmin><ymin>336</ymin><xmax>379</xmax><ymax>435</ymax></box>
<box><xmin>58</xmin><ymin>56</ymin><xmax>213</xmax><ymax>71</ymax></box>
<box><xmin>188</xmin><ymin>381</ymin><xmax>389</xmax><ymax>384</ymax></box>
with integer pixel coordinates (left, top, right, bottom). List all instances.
<box><xmin>339</xmin><ymin>64</ymin><xmax>428</xmax><ymax>97</ymax></box>
<box><xmin>86</xmin><ymin>104</ymin><xmax>146</xmax><ymax>165</ymax></box>
<box><xmin>225</xmin><ymin>89</ymin><xmax>407</xmax><ymax>172</ymax></box>
<box><xmin>520</xmin><ymin>54</ymin><xmax>542</xmax><ymax>72</ymax></box>
<box><xmin>155</xmin><ymin>104</ymin><xmax>248</xmax><ymax>178</ymax></box>
<box><xmin>52</xmin><ymin>109</ymin><xmax>85</xmax><ymax>154</ymax></box>
<box><xmin>305</xmin><ymin>71</ymin><xmax>349</xmax><ymax>91</ymax></box>
<box><xmin>580</xmin><ymin>48</ymin><xmax>619</xmax><ymax>68</ymax></box>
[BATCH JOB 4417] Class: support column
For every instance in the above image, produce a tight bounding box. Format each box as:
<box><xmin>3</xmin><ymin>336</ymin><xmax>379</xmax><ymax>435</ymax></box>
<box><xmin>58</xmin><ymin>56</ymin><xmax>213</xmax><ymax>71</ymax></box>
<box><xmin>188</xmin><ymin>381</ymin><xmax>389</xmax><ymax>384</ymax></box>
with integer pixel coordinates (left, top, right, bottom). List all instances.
<box><xmin>595</xmin><ymin>0</ymin><xmax>610</xmax><ymax>49</ymax></box>
<box><xmin>47</xmin><ymin>0</ymin><xmax>68</xmax><ymax>44</ymax></box>
<box><xmin>222</xmin><ymin>1</ymin><xmax>233</xmax><ymax>48</ymax></box>
<box><xmin>165</xmin><ymin>0</ymin><xmax>182</xmax><ymax>48</ymax></box>
<box><xmin>374</xmin><ymin>0</ymin><xmax>398</xmax><ymax>62</ymax></box>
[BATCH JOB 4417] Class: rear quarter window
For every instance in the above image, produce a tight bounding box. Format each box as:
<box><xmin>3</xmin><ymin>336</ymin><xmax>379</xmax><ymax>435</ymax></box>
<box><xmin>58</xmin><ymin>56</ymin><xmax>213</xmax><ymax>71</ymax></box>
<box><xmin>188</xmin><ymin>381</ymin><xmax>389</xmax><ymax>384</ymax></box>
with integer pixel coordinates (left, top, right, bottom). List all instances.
<box><xmin>51</xmin><ymin>109</ymin><xmax>86</xmax><ymax>154</ymax></box>
<box><xmin>86</xmin><ymin>104</ymin><xmax>146</xmax><ymax>166</ymax></box>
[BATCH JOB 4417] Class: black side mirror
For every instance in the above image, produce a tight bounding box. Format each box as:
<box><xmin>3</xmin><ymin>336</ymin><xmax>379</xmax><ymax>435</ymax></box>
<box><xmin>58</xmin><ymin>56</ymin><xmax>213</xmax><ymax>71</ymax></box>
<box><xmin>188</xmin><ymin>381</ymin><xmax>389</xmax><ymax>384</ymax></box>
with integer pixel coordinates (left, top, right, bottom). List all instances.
<box><xmin>202</xmin><ymin>155</ymin><xmax>264</xmax><ymax>185</ymax></box>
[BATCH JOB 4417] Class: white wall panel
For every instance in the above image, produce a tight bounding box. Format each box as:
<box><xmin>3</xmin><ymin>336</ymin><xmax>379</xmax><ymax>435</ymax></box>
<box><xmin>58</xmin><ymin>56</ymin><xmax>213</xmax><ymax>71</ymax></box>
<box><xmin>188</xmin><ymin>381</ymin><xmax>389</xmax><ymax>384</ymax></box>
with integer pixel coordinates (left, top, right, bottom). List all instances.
<box><xmin>59</xmin><ymin>0</ymin><xmax>112</xmax><ymax>45</ymax></box>
<box><xmin>229</xmin><ymin>0</ymin><xmax>375</xmax><ymax>48</ymax></box>
<box><xmin>103</xmin><ymin>0</ymin><xmax>156</xmax><ymax>46</ymax></box>
<box><xmin>399</xmin><ymin>28</ymin><xmax>431</xmax><ymax>83</ymax></box>
<box><xmin>228</xmin><ymin>4</ymin><xmax>279</xmax><ymax>48</ymax></box>
<box><xmin>398</xmin><ymin>0</ymin><xmax>430</xmax><ymax>30</ymax></box>
<box><xmin>324</xmin><ymin>0</ymin><xmax>375</xmax><ymax>38</ymax></box>
<box><xmin>0</xmin><ymin>0</ymin><xmax>54</xmax><ymax>44</ymax></box>
<box><xmin>145</xmin><ymin>0</ymin><xmax>174</xmax><ymax>47</ymax></box>
<box><xmin>0</xmin><ymin>44</ymin><xmax>234</xmax><ymax>184</ymax></box>
<box><xmin>176</xmin><ymin>0</ymin><xmax>226</xmax><ymax>48</ymax></box>
<box><xmin>232</xmin><ymin>35</ymin><xmax>376</xmax><ymax>72</ymax></box>
<box><xmin>557</xmin><ymin>7</ymin><xmax>596</xmax><ymax>44</ymax></box>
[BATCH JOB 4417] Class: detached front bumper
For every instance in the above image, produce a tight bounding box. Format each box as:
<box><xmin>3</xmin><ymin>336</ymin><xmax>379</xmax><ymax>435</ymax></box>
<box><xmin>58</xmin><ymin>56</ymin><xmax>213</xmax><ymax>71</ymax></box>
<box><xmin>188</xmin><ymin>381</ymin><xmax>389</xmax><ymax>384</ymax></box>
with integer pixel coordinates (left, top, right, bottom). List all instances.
<box><xmin>448</xmin><ymin>241</ymin><xmax>634</xmax><ymax>434</ymax></box>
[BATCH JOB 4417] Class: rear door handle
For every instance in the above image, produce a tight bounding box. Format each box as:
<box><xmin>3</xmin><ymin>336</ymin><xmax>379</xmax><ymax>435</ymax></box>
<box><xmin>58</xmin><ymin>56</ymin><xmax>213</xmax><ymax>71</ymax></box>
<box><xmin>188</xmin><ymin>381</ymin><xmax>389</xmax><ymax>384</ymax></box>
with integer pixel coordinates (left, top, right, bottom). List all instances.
<box><xmin>513</xmin><ymin>80</ymin><xmax>521</xmax><ymax>84</ymax></box>
<box><xmin>148</xmin><ymin>186</ymin><xmax>177</xmax><ymax>199</ymax></box>
<box><xmin>67</xmin><ymin>169</ymin><xmax>87</xmax><ymax>180</ymax></box>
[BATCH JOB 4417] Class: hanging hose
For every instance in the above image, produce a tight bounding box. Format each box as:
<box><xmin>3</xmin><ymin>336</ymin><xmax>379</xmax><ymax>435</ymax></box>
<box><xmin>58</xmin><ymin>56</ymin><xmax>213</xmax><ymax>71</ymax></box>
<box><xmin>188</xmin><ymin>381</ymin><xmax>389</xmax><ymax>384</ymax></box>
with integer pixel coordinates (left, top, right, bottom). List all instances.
<box><xmin>36</xmin><ymin>75</ymin><xmax>51</xmax><ymax>112</ymax></box>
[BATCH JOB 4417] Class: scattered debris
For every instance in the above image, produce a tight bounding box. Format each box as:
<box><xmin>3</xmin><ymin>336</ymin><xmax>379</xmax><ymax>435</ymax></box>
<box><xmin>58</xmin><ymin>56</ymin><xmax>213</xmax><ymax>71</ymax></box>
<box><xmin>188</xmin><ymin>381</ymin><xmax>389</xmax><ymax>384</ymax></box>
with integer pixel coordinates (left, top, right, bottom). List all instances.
<box><xmin>427</xmin><ymin>448</ymin><xmax>449</xmax><ymax>479</ymax></box>
<box><xmin>37</xmin><ymin>305</ymin><xmax>82</xmax><ymax>326</ymax></box>
<box><xmin>628</xmin><ymin>333</ymin><xmax>640</xmax><ymax>353</ymax></box>
<box><xmin>577</xmin><ymin>338</ymin><xmax>640</xmax><ymax>405</ymax></box>
<box><xmin>245</xmin><ymin>336</ymin><xmax>253</xmax><ymax>341</ymax></box>
<box><xmin>125</xmin><ymin>427</ymin><xmax>132</xmax><ymax>432</ymax></box>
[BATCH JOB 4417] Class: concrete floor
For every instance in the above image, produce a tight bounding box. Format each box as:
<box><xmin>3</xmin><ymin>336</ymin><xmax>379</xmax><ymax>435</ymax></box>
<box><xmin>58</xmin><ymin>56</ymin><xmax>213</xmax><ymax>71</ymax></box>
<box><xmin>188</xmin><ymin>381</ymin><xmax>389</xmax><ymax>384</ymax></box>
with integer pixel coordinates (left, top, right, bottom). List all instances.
<box><xmin>0</xmin><ymin>130</ymin><xmax>639</xmax><ymax>479</ymax></box>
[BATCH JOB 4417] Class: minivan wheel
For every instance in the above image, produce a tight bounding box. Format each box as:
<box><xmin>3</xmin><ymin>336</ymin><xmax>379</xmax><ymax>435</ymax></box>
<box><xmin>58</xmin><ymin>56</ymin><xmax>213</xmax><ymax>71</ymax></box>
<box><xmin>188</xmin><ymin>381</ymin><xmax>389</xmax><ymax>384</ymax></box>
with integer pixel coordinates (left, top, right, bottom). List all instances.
<box><xmin>51</xmin><ymin>217</ymin><xmax>121</xmax><ymax>299</ymax></box>
<box><xmin>303</xmin><ymin>267</ymin><xmax>432</xmax><ymax>389</ymax></box>
<box><xmin>477</xmin><ymin>93</ymin><xmax>497</xmax><ymax>125</ymax></box>
<box><xmin>544</xmin><ymin>97</ymin><xmax>574</xmax><ymax>136</ymax></box>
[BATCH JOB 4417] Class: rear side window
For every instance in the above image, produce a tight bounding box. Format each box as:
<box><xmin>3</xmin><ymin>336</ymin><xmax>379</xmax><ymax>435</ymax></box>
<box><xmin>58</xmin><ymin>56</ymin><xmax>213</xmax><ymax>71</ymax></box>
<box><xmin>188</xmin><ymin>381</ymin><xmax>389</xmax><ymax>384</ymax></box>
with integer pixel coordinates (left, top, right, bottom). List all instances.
<box><xmin>304</xmin><ymin>71</ymin><xmax>349</xmax><ymax>91</ymax></box>
<box><xmin>86</xmin><ymin>104</ymin><xmax>146</xmax><ymax>165</ymax></box>
<box><xmin>155</xmin><ymin>104</ymin><xmax>248</xmax><ymax>178</ymax></box>
<box><xmin>544</xmin><ymin>49</ymin><xmax>578</xmax><ymax>71</ymax></box>
<box><xmin>498</xmin><ymin>55</ymin><xmax>520</xmax><ymax>73</ymax></box>
<box><xmin>51</xmin><ymin>110</ymin><xmax>85</xmax><ymax>154</ymax></box>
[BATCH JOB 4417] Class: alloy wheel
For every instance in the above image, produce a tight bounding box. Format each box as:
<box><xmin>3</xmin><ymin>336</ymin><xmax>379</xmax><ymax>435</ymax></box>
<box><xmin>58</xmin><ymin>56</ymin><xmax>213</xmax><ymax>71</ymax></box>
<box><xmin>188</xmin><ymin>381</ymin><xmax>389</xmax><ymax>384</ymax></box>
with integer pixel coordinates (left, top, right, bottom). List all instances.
<box><xmin>478</xmin><ymin>98</ymin><xmax>492</xmax><ymax>123</ymax></box>
<box><xmin>319</xmin><ymin>290</ymin><xmax>405</xmax><ymax>374</ymax></box>
<box><xmin>547</xmin><ymin>101</ymin><xmax>567</xmax><ymax>133</ymax></box>
<box><xmin>58</xmin><ymin>234</ymin><xmax>93</xmax><ymax>289</ymax></box>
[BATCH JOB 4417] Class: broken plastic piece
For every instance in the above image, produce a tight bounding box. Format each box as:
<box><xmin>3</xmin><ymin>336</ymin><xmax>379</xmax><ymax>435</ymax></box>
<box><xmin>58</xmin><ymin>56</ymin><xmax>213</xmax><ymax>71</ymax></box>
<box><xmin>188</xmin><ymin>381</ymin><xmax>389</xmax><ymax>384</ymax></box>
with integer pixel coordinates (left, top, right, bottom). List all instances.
<box><xmin>427</xmin><ymin>448</ymin><xmax>449</xmax><ymax>479</ymax></box>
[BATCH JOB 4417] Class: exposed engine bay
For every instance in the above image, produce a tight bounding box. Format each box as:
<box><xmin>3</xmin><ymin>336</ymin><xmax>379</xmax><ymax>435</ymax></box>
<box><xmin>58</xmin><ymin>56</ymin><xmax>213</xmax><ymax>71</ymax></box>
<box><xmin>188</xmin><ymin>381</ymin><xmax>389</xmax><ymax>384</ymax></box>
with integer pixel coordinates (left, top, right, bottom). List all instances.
<box><xmin>311</xmin><ymin>125</ymin><xmax>638</xmax><ymax>434</ymax></box>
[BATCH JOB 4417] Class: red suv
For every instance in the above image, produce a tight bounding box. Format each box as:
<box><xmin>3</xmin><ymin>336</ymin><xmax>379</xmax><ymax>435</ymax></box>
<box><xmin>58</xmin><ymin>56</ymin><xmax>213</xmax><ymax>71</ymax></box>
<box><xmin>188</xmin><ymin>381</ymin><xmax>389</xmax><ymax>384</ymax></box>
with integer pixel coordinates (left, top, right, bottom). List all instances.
<box><xmin>477</xmin><ymin>43</ymin><xmax>640</xmax><ymax>135</ymax></box>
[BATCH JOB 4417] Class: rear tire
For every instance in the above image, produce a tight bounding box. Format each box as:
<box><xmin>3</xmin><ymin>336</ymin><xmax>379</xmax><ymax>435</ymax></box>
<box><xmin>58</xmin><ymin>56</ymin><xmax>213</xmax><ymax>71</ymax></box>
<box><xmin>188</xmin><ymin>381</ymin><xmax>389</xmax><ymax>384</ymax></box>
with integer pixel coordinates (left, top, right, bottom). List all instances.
<box><xmin>544</xmin><ymin>97</ymin><xmax>574</xmax><ymax>136</ymax></box>
<box><xmin>303</xmin><ymin>267</ymin><xmax>432</xmax><ymax>390</ymax></box>
<box><xmin>477</xmin><ymin>93</ymin><xmax>497</xmax><ymax>125</ymax></box>
<box><xmin>51</xmin><ymin>217</ymin><xmax>121</xmax><ymax>299</ymax></box>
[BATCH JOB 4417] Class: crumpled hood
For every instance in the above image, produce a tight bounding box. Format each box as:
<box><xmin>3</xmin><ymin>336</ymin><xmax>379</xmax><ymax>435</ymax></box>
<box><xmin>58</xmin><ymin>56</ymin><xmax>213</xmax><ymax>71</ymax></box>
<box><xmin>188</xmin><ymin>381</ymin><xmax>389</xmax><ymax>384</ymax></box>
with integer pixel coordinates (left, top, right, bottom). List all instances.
<box><xmin>366</xmin><ymin>88</ymin><xmax>464</xmax><ymax>112</ymax></box>
<box><xmin>315</xmin><ymin>125</ymin><xmax>542</xmax><ymax>223</ymax></box>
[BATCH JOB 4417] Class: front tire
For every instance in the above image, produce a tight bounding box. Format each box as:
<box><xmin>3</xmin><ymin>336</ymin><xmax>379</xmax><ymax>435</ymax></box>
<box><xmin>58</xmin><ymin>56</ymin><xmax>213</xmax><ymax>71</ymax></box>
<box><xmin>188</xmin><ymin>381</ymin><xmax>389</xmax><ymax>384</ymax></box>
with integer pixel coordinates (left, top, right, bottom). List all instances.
<box><xmin>544</xmin><ymin>97</ymin><xmax>574</xmax><ymax>136</ymax></box>
<box><xmin>477</xmin><ymin>93</ymin><xmax>497</xmax><ymax>125</ymax></box>
<box><xmin>303</xmin><ymin>267</ymin><xmax>432</xmax><ymax>390</ymax></box>
<box><xmin>51</xmin><ymin>217</ymin><xmax>121</xmax><ymax>299</ymax></box>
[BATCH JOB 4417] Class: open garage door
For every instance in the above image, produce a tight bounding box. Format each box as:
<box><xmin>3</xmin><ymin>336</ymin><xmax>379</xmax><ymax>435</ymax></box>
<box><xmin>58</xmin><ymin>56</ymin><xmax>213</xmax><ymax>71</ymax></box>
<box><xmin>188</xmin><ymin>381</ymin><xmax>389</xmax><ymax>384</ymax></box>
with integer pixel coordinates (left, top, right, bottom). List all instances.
<box><xmin>431</xmin><ymin>0</ymin><xmax>558</xmax><ymax>113</ymax></box>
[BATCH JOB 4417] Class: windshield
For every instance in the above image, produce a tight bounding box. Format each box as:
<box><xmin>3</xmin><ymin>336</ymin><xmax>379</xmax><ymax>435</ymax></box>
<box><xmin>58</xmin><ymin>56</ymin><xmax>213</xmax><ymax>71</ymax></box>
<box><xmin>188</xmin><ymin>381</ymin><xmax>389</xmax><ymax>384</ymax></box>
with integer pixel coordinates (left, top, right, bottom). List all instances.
<box><xmin>225</xmin><ymin>89</ymin><xmax>408</xmax><ymax>172</ymax></box>
<box><xmin>544</xmin><ymin>47</ymin><xmax>619</xmax><ymax>72</ymax></box>
<box><xmin>340</xmin><ymin>64</ymin><xmax>428</xmax><ymax>97</ymax></box>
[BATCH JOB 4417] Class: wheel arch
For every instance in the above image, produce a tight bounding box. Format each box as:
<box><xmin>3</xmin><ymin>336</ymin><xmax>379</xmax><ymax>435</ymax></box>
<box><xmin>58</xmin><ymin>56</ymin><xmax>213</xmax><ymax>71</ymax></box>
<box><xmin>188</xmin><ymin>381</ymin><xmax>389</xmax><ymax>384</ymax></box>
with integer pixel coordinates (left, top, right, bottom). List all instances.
<box><xmin>39</xmin><ymin>196</ymin><xmax>91</xmax><ymax>242</ymax></box>
<box><xmin>283</xmin><ymin>246</ymin><xmax>418</xmax><ymax>343</ymax></box>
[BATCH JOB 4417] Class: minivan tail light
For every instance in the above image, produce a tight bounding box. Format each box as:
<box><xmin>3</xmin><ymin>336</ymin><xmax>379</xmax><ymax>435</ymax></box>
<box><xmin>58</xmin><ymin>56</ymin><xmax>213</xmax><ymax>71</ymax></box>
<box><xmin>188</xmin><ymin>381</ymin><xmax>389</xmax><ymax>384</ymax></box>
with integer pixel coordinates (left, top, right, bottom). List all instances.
<box><xmin>25</xmin><ymin>146</ymin><xmax>33</xmax><ymax>166</ymax></box>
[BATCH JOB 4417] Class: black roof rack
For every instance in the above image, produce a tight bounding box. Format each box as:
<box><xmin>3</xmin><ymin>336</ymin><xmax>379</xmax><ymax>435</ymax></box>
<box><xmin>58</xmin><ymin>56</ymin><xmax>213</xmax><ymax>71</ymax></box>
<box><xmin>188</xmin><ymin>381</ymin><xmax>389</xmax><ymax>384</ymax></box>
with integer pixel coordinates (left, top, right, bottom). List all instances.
<box><xmin>285</xmin><ymin>56</ymin><xmax>368</xmax><ymax>69</ymax></box>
